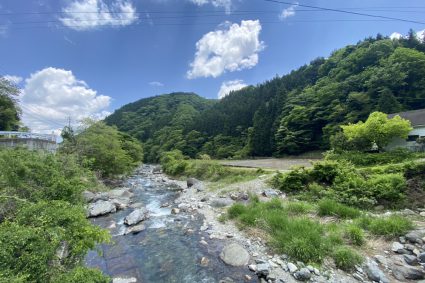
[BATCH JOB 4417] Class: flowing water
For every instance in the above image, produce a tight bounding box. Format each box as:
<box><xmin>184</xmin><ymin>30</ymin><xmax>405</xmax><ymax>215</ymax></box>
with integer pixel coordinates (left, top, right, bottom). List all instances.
<box><xmin>86</xmin><ymin>165</ymin><xmax>254</xmax><ymax>283</ymax></box>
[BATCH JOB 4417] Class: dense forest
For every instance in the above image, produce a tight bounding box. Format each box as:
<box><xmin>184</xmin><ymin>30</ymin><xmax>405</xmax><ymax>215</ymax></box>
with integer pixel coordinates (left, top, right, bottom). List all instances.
<box><xmin>106</xmin><ymin>31</ymin><xmax>425</xmax><ymax>162</ymax></box>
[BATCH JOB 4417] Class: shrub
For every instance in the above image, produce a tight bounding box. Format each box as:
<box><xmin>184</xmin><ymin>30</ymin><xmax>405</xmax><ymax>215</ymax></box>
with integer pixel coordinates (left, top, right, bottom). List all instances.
<box><xmin>53</xmin><ymin>267</ymin><xmax>109</xmax><ymax>283</ymax></box>
<box><xmin>272</xmin><ymin>167</ymin><xmax>311</xmax><ymax>192</ymax></box>
<box><xmin>357</xmin><ymin>215</ymin><xmax>413</xmax><ymax>238</ymax></box>
<box><xmin>365</xmin><ymin>173</ymin><xmax>406</xmax><ymax>207</ymax></box>
<box><xmin>318</xmin><ymin>199</ymin><xmax>361</xmax><ymax>219</ymax></box>
<box><xmin>326</xmin><ymin>148</ymin><xmax>415</xmax><ymax>166</ymax></box>
<box><xmin>344</xmin><ymin>225</ymin><xmax>365</xmax><ymax>246</ymax></box>
<box><xmin>332</xmin><ymin>247</ymin><xmax>363</xmax><ymax>271</ymax></box>
<box><xmin>310</xmin><ymin>160</ymin><xmax>341</xmax><ymax>184</ymax></box>
<box><xmin>228</xmin><ymin>203</ymin><xmax>247</xmax><ymax>219</ymax></box>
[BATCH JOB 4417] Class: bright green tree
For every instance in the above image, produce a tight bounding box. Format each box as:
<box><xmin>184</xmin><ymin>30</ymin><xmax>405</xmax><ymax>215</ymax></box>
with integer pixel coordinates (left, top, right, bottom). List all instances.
<box><xmin>341</xmin><ymin>111</ymin><xmax>412</xmax><ymax>151</ymax></box>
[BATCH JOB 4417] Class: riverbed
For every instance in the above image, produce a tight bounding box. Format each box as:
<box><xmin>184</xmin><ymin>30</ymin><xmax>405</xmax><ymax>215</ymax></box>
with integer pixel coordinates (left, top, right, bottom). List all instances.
<box><xmin>85</xmin><ymin>165</ymin><xmax>254</xmax><ymax>283</ymax></box>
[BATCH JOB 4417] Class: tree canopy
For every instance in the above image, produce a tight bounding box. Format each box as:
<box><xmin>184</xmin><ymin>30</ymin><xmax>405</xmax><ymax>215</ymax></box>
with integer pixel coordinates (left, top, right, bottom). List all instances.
<box><xmin>0</xmin><ymin>77</ymin><xmax>21</xmax><ymax>131</ymax></box>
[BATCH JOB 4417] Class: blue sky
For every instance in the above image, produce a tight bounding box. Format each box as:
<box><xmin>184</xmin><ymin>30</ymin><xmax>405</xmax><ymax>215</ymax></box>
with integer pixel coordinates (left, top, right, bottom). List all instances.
<box><xmin>0</xmin><ymin>0</ymin><xmax>424</xmax><ymax>133</ymax></box>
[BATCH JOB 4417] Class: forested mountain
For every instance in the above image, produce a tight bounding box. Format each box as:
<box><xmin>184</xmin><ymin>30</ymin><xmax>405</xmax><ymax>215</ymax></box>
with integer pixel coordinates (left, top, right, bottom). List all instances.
<box><xmin>106</xmin><ymin>32</ymin><xmax>425</xmax><ymax>162</ymax></box>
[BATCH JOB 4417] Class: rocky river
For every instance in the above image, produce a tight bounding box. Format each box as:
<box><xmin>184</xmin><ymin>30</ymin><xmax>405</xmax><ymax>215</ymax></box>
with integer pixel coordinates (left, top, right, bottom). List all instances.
<box><xmin>85</xmin><ymin>165</ymin><xmax>255</xmax><ymax>283</ymax></box>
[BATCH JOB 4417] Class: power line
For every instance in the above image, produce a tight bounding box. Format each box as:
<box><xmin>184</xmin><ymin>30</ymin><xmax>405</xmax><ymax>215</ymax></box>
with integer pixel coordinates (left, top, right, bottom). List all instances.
<box><xmin>264</xmin><ymin>0</ymin><xmax>425</xmax><ymax>25</ymax></box>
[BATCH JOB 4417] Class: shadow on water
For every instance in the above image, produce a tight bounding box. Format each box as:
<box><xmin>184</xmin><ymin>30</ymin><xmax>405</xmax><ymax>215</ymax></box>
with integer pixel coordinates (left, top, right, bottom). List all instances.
<box><xmin>86</xmin><ymin>166</ymin><xmax>256</xmax><ymax>283</ymax></box>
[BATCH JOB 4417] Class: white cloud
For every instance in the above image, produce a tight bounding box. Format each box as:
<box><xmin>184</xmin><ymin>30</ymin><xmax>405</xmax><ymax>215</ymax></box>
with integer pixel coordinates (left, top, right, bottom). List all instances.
<box><xmin>187</xmin><ymin>20</ymin><xmax>264</xmax><ymax>79</ymax></box>
<box><xmin>389</xmin><ymin>29</ymin><xmax>425</xmax><ymax>42</ymax></box>
<box><xmin>218</xmin><ymin>79</ymin><xmax>247</xmax><ymax>99</ymax></box>
<box><xmin>20</xmin><ymin>67</ymin><xmax>111</xmax><ymax>134</ymax></box>
<box><xmin>189</xmin><ymin>0</ymin><xmax>232</xmax><ymax>14</ymax></box>
<box><xmin>149</xmin><ymin>81</ymin><xmax>164</xmax><ymax>87</ymax></box>
<box><xmin>60</xmin><ymin>0</ymin><xmax>138</xmax><ymax>31</ymax></box>
<box><xmin>3</xmin><ymin>75</ymin><xmax>23</xmax><ymax>84</ymax></box>
<box><xmin>417</xmin><ymin>29</ymin><xmax>425</xmax><ymax>42</ymax></box>
<box><xmin>279</xmin><ymin>3</ymin><xmax>298</xmax><ymax>20</ymax></box>
<box><xmin>389</xmin><ymin>32</ymin><xmax>403</xmax><ymax>40</ymax></box>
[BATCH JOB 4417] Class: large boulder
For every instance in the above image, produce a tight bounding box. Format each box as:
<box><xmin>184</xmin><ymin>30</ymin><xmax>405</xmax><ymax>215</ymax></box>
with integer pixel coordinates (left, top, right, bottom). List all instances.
<box><xmin>88</xmin><ymin>200</ymin><xmax>116</xmax><ymax>217</ymax></box>
<box><xmin>124</xmin><ymin>208</ymin><xmax>149</xmax><ymax>226</ymax></box>
<box><xmin>124</xmin><ymin>223</ymin><xmax>146</xmax><ymax>235</ymax></box>
<box><xmin>220</xmin><ymin>243</ymin><xmax>250</xmax><ymax>266</ymax></box>
<box><xmin>111</xmin><ymin>197</ymin><xmax>131</xmax><ymax>210</ymax></box>
<box><xmin>108</xmin><ymin>188</ymin><xmax>133</xmax><ymax>199</ymax></box>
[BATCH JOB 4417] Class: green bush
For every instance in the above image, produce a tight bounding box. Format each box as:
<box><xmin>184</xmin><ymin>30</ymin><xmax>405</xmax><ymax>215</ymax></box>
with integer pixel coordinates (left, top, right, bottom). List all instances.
<box><xmin>365</xmin><ymin>173</ymin><xmax>406</xmax><ymax>207</ymax></box>
<box><xmin>332</xmin><ymin>247</ymin><xmax>363</xmax><ymax>271</ymax></box>
<box><xmin>228</xmin><ymin>203</ymin><xmax>247</xmax><ymax>219</ymax></box>
<box><xmin>357</xmin><ymin>215</ymin><xmax>413</xmax><ymax>238</ymax></box>
<box><xmin>326</xmin><ymin>148</ymin><xmax>416</xmax><ymax>166</ymax></box>
<box><xmin>272</xmin><ymin>167</ymin><xmax>310</xmax><ymax>192</ymax></box>
<box><xmin>318</xmin><ymin>199</ymin><xmax>361</xmax><ymax>219</ymax></box>
<box><xmin>310</xmin><ymin>160</ymin><xmax>341</xmax><ymax>184</ymax></box>
<box><xmin>344</xmin><ymin>225</ymin><xmax>365</xmax><ymax>246</ymax></box>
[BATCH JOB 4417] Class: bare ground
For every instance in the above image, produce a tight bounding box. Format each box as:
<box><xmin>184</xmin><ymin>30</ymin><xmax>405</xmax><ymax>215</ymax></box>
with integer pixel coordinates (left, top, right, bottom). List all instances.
<box><xmin>219</xmin><ymin>158</ymin><xmax>320</xmax><ymax>171</ymax></box>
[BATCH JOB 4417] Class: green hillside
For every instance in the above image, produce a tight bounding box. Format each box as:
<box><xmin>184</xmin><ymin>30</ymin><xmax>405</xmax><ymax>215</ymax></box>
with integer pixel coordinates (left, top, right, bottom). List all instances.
<box><xmin>106</xmin><ymin>33</ymin><xmax>425</xmax><ymax>161</ymax></box>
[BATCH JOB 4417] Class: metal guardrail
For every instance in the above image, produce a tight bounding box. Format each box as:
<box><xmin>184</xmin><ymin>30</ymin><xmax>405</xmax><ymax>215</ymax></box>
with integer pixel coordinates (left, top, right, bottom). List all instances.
<box><xmin>0</xmin><ymin>131</ymin><xmax>57</xmax><ymax>143</ymax></box>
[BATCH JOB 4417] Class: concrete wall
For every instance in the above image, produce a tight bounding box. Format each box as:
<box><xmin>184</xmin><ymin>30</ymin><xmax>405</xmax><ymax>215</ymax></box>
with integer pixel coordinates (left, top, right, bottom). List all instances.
<box><xmin>386</xmin><ymin>125</ymin><xmax>425</xmax><ymax>151</ymax></box>
<box><xmin>0</xmin><ymin>138</ymin><xmax>57</xmax><ymax>153</ymax></box>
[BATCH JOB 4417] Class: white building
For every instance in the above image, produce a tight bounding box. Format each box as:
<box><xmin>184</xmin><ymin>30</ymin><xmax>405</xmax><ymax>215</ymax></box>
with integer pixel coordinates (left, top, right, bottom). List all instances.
<box><xmin>386</xmin><ymin>109</ymin><xmax>425</xmax><ymax>151</ymax></box>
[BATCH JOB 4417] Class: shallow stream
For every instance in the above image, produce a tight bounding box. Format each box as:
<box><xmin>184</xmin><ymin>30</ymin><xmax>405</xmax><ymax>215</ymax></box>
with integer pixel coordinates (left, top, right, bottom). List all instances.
<box><xmin>86</xmin><ymin>165</ymin><xmax>253</xmax><ymax>283</ymax></box>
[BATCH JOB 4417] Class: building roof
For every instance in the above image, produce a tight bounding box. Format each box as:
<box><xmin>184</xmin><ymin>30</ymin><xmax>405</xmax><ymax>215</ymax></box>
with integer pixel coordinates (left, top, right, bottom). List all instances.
<box><xmin>388</xmin><ymin>108</ymin><xmax>425</xmax><ymax>127</ymax></box>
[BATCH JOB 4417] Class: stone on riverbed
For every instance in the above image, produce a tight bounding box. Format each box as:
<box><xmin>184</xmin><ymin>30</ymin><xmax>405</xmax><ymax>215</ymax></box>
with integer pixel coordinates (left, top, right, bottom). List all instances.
<box><xmin>220</xmin><ymin>243</ymin><xmax>250</xmax><ymax>266</ymax></box>
<box><xmin>187</xmin><ymin>178</ymin><xmax>199</xmax><ymax>188</ymax></box>
<box><xmin>112</xmin><ymin>277</ymin><xmax>137</xmax><ymax>283</ymax></box>
<box><xmin>108</xmin><ymin>188</ymin><xmax>133</xmax><ymax>199</ymax></box>
<box><xmin>83</xmin><ymin>190</ymin><xmax>95</xmax><ymax>202</ymax></box>
<box><xmin>88</xmin><ymin>200</ymin><xmax>116</xmax><ymax>217</ymax></box>
<box><xmin>111</xmin><ymin>197</ymin><xmax>131</xmax><ymax>210</ymax></box>
<box><xmin>124</xmin><ymin>223</ymin><xmax>146</xmax><ymax>235</ymax></box>
<box><xmin>210</xmin><ymin>198</ymin><xmax>234</xmax><ymax>208</ymax></box>
<box><xmin>124</xmin><ymin>208</ymin><xmax>149</xmax><ymax>226</ymax></box>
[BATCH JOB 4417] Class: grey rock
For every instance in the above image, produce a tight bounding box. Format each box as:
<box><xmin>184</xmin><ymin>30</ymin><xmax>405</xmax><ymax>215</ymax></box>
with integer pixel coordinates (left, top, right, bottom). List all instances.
<box><xmin>88</xmin><ymin>200</ymin><xmax>116</xmax><ymax>217</ymax></box>
<box><xmin>171</xmin><ymin>208</ymin><xmax>180</xmax><ymax>214</ymax></box>
<box><xmin>82</xmin><ymin>190</ymin><xmax>95</xmax><ymax>202</ymax></box>
<box><xmin>229</xmin><ymin>192</ymin><xmax>249</xmax><ymax>201</ymax></box>
<box><xmin>248</xmin><ymin>264</ymin><xmax>257</xmax><ymax>272</ymax></box>
<box><xmin>220</xmin><ymin>243</ymin><xmax>250</xmax><ymax>266</ymax></box>
<box><xmin>93</xmin><ymin>192</ymin><xmax>109</xmax><ymax>202</ymax></box>
<box><xmin>294</xmin><ymin>268</ymin><xmax>312</xmax><ymax>281</ymax></box>
<box><xmin>364</xmin><ymin>258</ymin><xmax>389</xmax><ymax>283</ymax></box>
<box><xmin>124</xmin><ymin>208</ymin><xmax>149</xmax><ymax>226</ymax></box>
<box><xmin>187</xmin><ymin>178</ymin><xmax>199</xmax><ymax>188</ymax></box>
<box><xmin>263</xmin><ymin>189</ymin><xmax>279</xmax><ymax>198</ymax></box>
<box><xmin>406</xmin><ymin>231</ymin><xmax>424</xmax><ymax>244</ymax></box>
<box><xmin>256</xmin><ymin>263</ymin><xmax>270</xmax><ymax>277</ymax></box>
<box><xmin>287</xmin><ymin>262</ymin><xmax>298</xmax><ymax>273</ymax></box>
<box><xmin>391</xmin><ymin>264</ymin><xmax>425</xmax><ymax>280</ymax></box>
<box><xmin>111</xmin><ymin>197</ymin><xmax>131</xmax><ymax>210</ymax></box>
<box><xmin>418</xmin><ymin>252</ymin><xmax>425</xmax><ymax>263</ymax></box>
<box><xmin>403</xmin><ymin>254</ymin><xmax>418</xmax><ymax>265</ymax></box>
<box><xmin>112</xmin><ymin>278</ymin><xmax>137</xmax><ymax>283</ymax></box>
<box><xmin>124</xmin><ymin>223</ymin><xmax>146</xmax><ymax>235</ymax></box>
<box><xmin>405</xmin><ymin>243</ymin><xmax>416</xmax><ymax>251</ymax></box>
<box><xmin>108</xmin><ymin>188</ymin><xmax>133</xmax><ymax>199</ymax></box>
<box><xmin>392</xmin><ymin>242</ymin><xmax>404</xmax><ymax>253</ymax></box>
<box><xmin>210</xmin><ymin>198</ymin><xmax>234</xmax><ymax>208</ymax></box>
<box><xmin>152</xmin><ymin>166</ymin><xmax>161</xmax><ymax>174</ymax></box>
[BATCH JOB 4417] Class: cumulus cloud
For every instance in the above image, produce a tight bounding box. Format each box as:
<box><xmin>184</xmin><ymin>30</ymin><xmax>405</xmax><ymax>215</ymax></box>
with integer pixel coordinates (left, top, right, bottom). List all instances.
<box><xmin>189</xmin><ymin>0</ymin><xmax>232</xmax><ymax>14</ymax></box>
<box><xmin>389</xmin><ymin>29</ymin><xmax>425</xmax><ymax>42</ymax></box>
<box><xmin>389</xmin><ymin>32</ymin><xmax>403</xmax><ymax>40</ymax></box>
<box><xmin>279</xmin><ymin>2</ymin><xmax>298</xmax><ymax>20</ymax></box>
<box><xmin>187</xmin><ymin>20</ymin><xmax>264</xmax><ymax>79</ymax></box>
<box><xmin>3</xmin><ymin>75</ymin><xmax>23</xmax><ymax>84</ymax></box>
<box><xmin>60</xmin><ymin>0</ymin><xmax>138</xmax><ymax>30</ymax></box>
<box><xmin>218</xmin><ymin>79</ymin><xmax>247</xmax><ymax>99</ymax></box>
<box><xmin>149</xmin><ymin>81</ymin><xmax>164</xmax><ymax>87</ymax></box>
<box><xmin>20</xmin><ymin>67</ymin><xmax>111</xmax><ymax>134</ymax></box>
